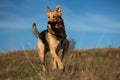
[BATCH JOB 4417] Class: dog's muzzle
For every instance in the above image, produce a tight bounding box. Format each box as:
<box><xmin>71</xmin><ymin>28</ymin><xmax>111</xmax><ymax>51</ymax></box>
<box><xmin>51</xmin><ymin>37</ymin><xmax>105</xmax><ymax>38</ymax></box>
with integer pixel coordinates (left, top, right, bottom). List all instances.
<box><xmin>48</xmin><ymin>22</ymin><xmax>61</xmax><ymax>29</ymax></box>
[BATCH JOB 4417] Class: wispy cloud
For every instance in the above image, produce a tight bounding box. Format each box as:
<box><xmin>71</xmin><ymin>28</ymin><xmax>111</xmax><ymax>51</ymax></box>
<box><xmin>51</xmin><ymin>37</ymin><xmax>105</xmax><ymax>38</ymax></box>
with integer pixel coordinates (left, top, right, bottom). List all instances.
<box><xmin>0</xmin><ymin>0</ymin><xmax>120</xmax><ymax>33</ymax></box>
<box><xmin>0</xmin><ymin>0</ymin><xmax>68</xmax><ymax>30</ymax></box>
<box><xmin>0</xmin><ymin>0</ymin><xmax>47</xmax><ymax>29</ymax></box>
<box><xmin>0</xmin><ymin>14</ymin><xmax>47</xmax><ymax>29</ymax></box>
<box><xmin>64</xmin><ymin>12</ymin><xmax>120</xmax><ymax>33</ymax></box>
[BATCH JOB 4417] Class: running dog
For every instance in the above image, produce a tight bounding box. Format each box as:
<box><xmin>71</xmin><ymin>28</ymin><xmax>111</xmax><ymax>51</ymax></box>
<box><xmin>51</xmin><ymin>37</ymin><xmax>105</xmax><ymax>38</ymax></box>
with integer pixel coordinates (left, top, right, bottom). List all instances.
<box><xmin>32</xmin><ymin>6</ymin><xmax>69</xmax><ymax>72</ymax></box>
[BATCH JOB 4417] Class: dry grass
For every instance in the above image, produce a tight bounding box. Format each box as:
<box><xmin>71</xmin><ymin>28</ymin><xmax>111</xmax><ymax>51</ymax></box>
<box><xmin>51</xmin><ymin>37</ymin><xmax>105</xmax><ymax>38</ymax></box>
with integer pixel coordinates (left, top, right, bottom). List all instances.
<box><xmin>0</xmin><ymin>48</ymin><xmax>120</xmax><ymax>80</ymax></box>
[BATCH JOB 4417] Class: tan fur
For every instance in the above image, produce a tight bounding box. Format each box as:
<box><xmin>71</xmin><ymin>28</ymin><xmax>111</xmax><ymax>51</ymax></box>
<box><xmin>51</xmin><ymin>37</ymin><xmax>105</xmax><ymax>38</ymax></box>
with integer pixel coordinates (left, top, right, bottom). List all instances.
<box><xmin>46</xmin><ymin>5</ymin><xmax>62</xmax><ymax>22</ymax></box>
<box><xmin>37</xmin><ymin>30</ymin><xmax>63</xmax><ymax>72</ymax></box>
<box><xmin>32</xmin><ymin>6</ymin><xmax>69</xmax><ymax>72</ymax></box>
<box><xmin>45</xmin><ymin>6</ymin><xmax>64</xmax><ymax>70</ymax></box>
<box><xmin>46</xmin><ymin>32</ymin><xmax>64</xmax><ymax>69</ymax></box>
<box><xmin>37</xmin><ymin>39</ymin><xmax>46</xmax><ymax>72</ymax></box>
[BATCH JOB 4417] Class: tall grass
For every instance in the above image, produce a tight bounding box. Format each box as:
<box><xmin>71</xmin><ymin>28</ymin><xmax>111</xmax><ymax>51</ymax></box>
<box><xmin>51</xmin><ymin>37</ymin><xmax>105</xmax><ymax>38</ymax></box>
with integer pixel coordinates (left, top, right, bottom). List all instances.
<box><xmin>0</xmin><ymin>48</ymin><xmax>120</xmax><ymax>80</ymax></box>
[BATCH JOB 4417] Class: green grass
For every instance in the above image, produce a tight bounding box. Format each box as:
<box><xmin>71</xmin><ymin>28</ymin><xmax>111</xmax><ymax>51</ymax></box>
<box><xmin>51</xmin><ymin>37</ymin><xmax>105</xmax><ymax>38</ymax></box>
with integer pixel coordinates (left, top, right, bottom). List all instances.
<box><xmin>12</xmin><ymin>70</ymin><xmax>36</xmax><ymax>80</ymax></box>
<box><xmin>0</xmin><ymin>48</ymin><xmax>120</xmax><ymax>80</ymax></box>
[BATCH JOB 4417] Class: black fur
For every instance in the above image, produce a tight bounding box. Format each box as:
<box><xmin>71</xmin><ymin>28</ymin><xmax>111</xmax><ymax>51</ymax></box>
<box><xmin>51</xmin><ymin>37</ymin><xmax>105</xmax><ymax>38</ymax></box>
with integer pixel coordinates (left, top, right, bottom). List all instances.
<box><xmin>48</xmin><ymin>21</ymin><xmax>66</xmax><ymax>39</ymax></box>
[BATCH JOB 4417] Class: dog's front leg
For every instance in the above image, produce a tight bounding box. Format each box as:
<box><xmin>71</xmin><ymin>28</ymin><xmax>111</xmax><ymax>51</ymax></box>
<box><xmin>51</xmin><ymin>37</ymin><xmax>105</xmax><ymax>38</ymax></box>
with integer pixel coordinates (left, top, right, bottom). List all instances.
<box><xmin>50</xmin><ymin>49</ymin><xmax>64</xmax><ymax>70</ymax></box>
<box><xmin>52</xmin><ymin>58</ymin><xmax>57</xmax><ymax>70</ymax></box>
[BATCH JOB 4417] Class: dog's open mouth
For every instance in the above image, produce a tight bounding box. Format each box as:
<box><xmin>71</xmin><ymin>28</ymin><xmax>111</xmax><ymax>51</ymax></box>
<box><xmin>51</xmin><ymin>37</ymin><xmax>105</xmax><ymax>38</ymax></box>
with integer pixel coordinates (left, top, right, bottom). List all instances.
<box><xmin>55</xmin><ymin>24</ymin><xmax>60</xmax><ymax>29</ymax></box>
<box><xmin>48</xmin><ymin>22</ymin><xmax>61</xmax><ymax>29</ymax></box>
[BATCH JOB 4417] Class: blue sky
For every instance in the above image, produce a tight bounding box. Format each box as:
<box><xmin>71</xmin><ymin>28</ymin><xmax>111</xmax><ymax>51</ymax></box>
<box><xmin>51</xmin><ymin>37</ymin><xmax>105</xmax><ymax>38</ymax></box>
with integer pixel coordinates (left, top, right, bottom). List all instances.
<box><xmin>0</xmin><ymin>0</ymin><xmax>120</xmax><ymax>51</ymax></box>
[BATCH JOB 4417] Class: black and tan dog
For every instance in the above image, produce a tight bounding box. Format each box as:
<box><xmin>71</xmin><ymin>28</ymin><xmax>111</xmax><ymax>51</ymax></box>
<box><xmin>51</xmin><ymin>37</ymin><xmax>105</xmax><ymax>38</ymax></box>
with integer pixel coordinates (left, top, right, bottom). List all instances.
<box><xmin>32</xmin><ymin>6</ymin><xmax>69</xmax><ymax>72</ymax></box>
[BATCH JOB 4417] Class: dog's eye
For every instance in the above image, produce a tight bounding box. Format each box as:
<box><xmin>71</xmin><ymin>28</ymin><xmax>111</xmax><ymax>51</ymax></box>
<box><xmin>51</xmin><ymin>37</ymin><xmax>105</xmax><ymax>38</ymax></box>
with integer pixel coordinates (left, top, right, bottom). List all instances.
<box><xmin>48</xmin><ymin>16</ymin><xmax>50</xmax><ymax>18</ymax></box>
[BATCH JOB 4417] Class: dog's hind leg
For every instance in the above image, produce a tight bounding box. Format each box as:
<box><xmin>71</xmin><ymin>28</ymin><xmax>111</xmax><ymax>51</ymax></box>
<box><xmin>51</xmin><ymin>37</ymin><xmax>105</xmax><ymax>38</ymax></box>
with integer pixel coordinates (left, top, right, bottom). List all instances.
<box><xmin>37</xmin><ymin>39</ymin><xmax>46</xmax><ymax>72</ymax></box>
<box><xmin>61</xmin><ymin>39</ymin><xmax>69</xmax><ymax>61</ymax></box>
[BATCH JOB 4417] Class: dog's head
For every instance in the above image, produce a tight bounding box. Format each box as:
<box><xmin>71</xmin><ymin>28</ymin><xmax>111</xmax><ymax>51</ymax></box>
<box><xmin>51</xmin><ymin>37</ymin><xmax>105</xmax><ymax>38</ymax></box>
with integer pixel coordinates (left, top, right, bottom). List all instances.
<box><xmin>46</xmin><ymin>6</ymin><xmax>62</xmax><ymax>22</ymax></box>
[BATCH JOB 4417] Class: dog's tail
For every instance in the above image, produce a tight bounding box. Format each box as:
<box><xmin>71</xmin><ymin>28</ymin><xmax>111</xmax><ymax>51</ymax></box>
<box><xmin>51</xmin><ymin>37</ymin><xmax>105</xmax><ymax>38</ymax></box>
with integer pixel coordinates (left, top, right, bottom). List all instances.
<box><xmin>32</xmin><ymin>23</ymin><xmax>40</xmax><ymax>38</ymax></box>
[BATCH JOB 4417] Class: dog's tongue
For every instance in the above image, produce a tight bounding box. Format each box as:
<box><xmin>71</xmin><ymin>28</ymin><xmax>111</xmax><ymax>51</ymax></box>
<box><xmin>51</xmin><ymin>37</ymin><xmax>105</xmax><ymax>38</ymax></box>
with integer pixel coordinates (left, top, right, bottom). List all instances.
<box><xmin>55</xmin><ymin>24</ymin><xmax>60</xmax><ymax>28</ymax></box>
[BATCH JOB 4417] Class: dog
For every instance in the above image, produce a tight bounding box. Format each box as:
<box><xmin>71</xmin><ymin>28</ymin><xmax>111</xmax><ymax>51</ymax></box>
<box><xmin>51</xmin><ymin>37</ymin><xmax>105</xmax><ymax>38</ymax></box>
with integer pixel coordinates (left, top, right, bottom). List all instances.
<box><xmin>32</xmin><ymin>6</ymin><xmax>69</xmax><ymax>72</ymax></box>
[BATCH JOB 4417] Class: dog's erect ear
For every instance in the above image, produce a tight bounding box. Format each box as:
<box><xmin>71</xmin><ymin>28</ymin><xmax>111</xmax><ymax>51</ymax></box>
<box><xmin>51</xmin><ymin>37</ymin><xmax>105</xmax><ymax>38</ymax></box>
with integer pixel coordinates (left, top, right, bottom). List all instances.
<box><xmin>55</xmin><ymin>6</ymin><xmax>62</xmax><ymax>12</ymax></box>
<box><xmin>55</xmin><ymin>6</ymin><xmax>62</xmax><ymax>15</ymax></box>
<box><xmin>46</xmin><ymin>6</ymin><xmax>51</xmax><ymax>13</ymax></box>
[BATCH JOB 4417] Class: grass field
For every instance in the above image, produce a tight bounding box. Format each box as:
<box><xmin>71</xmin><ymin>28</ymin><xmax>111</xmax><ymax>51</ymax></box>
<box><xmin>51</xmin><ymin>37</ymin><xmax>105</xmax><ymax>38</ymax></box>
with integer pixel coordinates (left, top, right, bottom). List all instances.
<box><xmin>0</xmin><ymin>48</ymin><xmax>120</xmax><ymax>80</ymax></box>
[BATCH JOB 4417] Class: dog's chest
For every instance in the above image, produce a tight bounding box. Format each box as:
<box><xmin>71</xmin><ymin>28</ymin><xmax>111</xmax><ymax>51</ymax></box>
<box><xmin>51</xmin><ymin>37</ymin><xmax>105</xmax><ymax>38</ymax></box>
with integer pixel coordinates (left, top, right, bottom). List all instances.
<box><xmin>46</xmin><ymin>32</ymin><xmax>60</xmax><ymax>47</ymax></box>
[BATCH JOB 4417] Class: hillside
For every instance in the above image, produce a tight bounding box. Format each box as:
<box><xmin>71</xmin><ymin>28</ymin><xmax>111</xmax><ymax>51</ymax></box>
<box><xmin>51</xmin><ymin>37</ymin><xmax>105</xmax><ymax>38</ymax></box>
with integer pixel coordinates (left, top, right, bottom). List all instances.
<box><xmin>0</xmin><ymin>48</ymin><xmax>120</xmax><ymax>80</ymax></box>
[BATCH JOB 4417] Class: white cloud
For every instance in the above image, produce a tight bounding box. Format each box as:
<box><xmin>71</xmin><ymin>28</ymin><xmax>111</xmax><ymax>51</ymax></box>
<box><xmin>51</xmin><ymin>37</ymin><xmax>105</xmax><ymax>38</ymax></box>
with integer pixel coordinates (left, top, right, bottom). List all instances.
<box><xmin>0</xmin><ymin>0</ymin><xmax>120</xmax><ymax>34</ymax></box>
<box><xmin>0</xmin><ymin>15</ymin><xmax>46</xmax><ymax>29</ymax></box>
<box><xmin>64</xmin><ymin>13</ymin><xmax>120</xmax><ymax>33</ymax></box>
<box><xmin>0</xmin><ymin>1</ymin><xmax>47</xmax><ymax>29</ymax></box>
